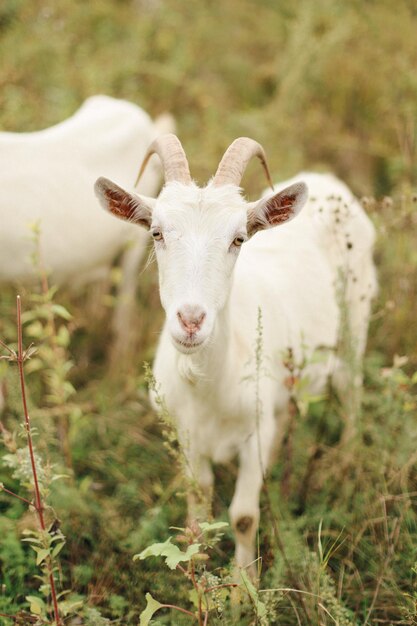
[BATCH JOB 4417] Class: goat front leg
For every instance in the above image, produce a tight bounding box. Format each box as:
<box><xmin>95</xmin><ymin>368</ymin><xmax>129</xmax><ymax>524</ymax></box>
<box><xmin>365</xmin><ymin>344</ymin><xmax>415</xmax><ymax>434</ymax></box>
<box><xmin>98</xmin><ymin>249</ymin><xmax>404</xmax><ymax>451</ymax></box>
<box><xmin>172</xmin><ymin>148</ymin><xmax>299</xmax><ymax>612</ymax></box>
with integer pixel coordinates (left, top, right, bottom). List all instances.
<box><xmin>229</xmin><ymin>415</ymin><xmax>275</xmax><ymax>574</ymax></box>
<box><xmin>109</xmin><ymin>235</ymin><xmax>148</xmax><ymax>371</ymax></box>
<box><xmin>0</xmin><ymin>376</ymin><xmax>6</xmax><ymax>415</ymax></box>
<box><xmin>331</xmin><ymin>355</ymin><xmax>363</xmax><ymax>444</ymax></box>
<box><xmin>183</xmin><ymin>451</ymin><xmax>214</xmax><ymax>526</ymax></box>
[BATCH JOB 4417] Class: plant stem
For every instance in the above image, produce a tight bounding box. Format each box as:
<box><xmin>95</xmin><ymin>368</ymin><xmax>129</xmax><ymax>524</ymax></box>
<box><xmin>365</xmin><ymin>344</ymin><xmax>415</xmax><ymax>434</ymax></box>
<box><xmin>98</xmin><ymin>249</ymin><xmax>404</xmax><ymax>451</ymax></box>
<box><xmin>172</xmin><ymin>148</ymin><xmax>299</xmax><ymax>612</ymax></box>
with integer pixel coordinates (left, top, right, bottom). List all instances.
<box><xmin>189</xmin><ymin>559</ymin><xmax>203</xmax><ymax>626</ymax></box>
<box><xmin>17</xmin><ymin>297</ymin><xmax>43</xmax><ymax>523</ymax></box>
<box><xmin>0</xmin><ymin>612</ymin><xmax>19</xmax><ymax>620</ymax></box>
<box><xmin>0</xmin><ymin>612</ymin><xmax>49</xmax><ymax>625</ymax></box>
<box><xmin>0</xmin><ymin>484</ymin><xmax>33</xmax><ymax>506</ymax></box>
<box><xmin>0</xmin><ymin>338</ymin><xmax>16</xmax><ymax>356</ymax></box>
<box><xmin>159</xmin><ymin>604</ymin><xmax>197</xmax><ymax>619</ymax></box>
<box><xmin>205</xmin><ymin>582</ymin><xmax>239</xmax><ymax>593</ymax></box>
<box><xmin>16</xmin><ymin>295</ymin><xmax>62</xmax><ymax>626</ymax></box>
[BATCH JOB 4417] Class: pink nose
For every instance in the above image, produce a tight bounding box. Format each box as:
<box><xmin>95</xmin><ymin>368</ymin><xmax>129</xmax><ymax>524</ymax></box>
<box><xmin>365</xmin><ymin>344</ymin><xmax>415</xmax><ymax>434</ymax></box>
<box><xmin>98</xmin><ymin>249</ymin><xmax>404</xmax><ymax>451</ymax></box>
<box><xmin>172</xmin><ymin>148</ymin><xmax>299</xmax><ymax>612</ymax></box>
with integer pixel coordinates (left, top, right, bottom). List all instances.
<box><xmin>177</xmin><ymin>305</ymin><xmax>206</xmax><ymax>334</ymax></box>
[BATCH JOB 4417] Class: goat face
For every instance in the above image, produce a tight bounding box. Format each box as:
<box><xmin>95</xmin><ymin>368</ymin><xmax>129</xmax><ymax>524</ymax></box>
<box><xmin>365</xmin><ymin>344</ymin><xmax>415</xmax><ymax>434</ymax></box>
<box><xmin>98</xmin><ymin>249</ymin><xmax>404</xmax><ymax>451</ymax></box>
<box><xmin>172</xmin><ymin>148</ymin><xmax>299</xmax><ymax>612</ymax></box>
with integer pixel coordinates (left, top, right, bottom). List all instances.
<box><xmin>95</xmin><ymin>176</ymin><xmax>308</xmax><ymax>355</ymax></box>
<box><xmin>150</xmin><ymin>183</ymin><xmax>250</xmax><ymax>353</ymax></box>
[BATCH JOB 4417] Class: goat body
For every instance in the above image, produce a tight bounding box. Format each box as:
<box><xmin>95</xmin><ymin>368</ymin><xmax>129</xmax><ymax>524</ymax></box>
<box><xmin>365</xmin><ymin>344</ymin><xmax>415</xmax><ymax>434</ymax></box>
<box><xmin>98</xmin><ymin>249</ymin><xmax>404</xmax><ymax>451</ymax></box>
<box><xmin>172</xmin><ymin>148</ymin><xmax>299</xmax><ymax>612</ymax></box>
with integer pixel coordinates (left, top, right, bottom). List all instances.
<box><xmin>96</xmin><ymin>137</ymin><xmax>376</xmax><ymax>571</ymax></box>
<box><xmin>0</xmin><ymin>96</ymin><xmax>174</xmax><ymax>370</ymax></box>
<box><xmin>0</xmin><ymin>95</ymin><xmax>164</xmax><ymax>285</ymax></box>
<box><xmin>153</xmin><ymin>174</ymin><xmax>376</xmax><ymax>566</ymax></box>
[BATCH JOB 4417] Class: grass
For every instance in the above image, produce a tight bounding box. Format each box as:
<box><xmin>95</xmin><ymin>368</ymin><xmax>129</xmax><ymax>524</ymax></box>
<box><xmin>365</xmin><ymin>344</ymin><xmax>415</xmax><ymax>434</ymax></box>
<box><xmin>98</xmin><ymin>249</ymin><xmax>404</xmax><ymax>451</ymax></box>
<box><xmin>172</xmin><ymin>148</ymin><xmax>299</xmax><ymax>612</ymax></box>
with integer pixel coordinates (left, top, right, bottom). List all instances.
<box><xmin>0</xmin><ymin>1</ymin><xmax>417</xmax><ymax>624</ymax></box>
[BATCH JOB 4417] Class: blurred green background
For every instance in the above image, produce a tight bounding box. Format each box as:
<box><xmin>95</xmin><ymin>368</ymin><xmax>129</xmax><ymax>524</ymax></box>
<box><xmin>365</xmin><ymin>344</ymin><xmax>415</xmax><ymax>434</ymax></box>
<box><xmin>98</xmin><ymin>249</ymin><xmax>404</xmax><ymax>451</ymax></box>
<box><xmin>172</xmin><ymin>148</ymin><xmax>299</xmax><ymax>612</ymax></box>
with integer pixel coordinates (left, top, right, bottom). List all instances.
<box><xmin>1</xmin><ymin>0</ymin><xmax>417</xmax><ymax>195</ymax></box>
<box><xmin>1</xmin><ymin>1</ymin><xmax>417</xmax><ymax>624</ymax></box>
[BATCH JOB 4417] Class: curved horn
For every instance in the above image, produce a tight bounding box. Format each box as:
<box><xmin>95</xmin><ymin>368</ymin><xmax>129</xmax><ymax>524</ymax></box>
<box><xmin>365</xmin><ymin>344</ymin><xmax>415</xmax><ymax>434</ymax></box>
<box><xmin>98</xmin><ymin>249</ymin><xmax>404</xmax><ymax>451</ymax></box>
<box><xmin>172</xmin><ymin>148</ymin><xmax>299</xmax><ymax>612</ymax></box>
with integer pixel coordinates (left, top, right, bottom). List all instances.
<box><xmin>135</xmin><ymin>134</ymin><xmax>192</xmax><ymax>187</ymax></box>
<box><xmin>213</xmin><ymin>137</ymin><xmax>274</xmax><ymax>190</ymax></box>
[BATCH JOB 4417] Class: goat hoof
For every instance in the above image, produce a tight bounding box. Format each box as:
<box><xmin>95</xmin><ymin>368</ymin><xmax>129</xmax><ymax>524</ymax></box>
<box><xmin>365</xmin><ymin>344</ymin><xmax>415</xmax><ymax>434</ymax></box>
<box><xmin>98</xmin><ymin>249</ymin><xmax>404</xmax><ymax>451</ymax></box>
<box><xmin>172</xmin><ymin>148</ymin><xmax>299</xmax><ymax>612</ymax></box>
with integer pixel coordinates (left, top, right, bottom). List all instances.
<box><xmin>236</xmin><ymin>515</ymin><xmax>254</xmax><ymax>534</ymax></box>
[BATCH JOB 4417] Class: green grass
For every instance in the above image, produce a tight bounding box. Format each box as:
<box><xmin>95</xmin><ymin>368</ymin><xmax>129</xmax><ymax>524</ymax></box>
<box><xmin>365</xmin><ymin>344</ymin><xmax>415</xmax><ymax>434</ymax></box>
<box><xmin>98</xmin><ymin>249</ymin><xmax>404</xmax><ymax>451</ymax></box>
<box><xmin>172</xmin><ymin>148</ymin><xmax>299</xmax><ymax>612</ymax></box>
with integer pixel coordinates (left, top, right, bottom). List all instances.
<box><xmin>0</xmin><ymin>1</ymin><xmax>417</xmax><ymax>624</ymax></box>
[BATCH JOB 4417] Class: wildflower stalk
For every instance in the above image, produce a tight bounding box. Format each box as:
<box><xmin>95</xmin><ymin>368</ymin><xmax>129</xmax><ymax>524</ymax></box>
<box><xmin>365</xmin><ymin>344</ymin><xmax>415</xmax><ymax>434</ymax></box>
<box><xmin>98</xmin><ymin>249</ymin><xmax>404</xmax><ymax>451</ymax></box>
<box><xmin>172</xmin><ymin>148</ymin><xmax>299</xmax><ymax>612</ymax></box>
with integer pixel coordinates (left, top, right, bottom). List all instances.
<box><xmin>15</xmin><ymin>295</ymin><xmax>62</xmax><ymax>626</ymax></box>
<box><xmin>253</xmin><ymin>308</ymin><xmax>309</xmax><ymax>621</ymax></box>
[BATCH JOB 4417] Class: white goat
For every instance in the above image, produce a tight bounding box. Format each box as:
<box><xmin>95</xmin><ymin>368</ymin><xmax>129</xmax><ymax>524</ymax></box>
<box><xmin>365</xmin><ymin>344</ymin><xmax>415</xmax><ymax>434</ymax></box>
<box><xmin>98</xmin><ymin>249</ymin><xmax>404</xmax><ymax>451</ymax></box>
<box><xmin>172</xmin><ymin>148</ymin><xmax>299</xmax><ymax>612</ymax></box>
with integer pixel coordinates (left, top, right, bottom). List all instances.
<box><xmin>95</xmin><ymin>135</ymin><xmax>376</xmax><ymax>570</ymax></box>
<box><xmin>0</xmin><ymin>95</ymin><xmax>173</xmax><ymax>363</ymax></box>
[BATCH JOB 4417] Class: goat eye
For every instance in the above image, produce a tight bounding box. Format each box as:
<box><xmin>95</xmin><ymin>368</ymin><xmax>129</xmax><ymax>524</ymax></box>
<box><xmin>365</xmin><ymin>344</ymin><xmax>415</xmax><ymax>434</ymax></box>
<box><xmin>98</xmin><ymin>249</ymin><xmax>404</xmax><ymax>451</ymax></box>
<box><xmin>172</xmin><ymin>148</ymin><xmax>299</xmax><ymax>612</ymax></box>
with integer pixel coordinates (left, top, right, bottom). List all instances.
<box><xmin>232</xmin><ymin>236</ymin><xmax>245</xmax><ymax>248</ymax></box>
<box><xmin>152</xmin><ymin>230</ymin><xmax>163</xmax><ymax>241</ymax></box>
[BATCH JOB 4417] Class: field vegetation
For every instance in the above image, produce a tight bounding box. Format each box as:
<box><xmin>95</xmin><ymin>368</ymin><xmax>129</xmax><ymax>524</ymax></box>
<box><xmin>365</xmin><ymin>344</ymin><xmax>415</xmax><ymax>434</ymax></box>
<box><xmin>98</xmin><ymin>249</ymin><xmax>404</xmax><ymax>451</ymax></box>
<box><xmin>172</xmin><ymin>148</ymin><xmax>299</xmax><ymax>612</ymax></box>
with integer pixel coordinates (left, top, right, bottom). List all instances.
<box><xmin>0</xmin><ymin>0</ymin><xmax>416</xmax><ymax>624</ymax></box>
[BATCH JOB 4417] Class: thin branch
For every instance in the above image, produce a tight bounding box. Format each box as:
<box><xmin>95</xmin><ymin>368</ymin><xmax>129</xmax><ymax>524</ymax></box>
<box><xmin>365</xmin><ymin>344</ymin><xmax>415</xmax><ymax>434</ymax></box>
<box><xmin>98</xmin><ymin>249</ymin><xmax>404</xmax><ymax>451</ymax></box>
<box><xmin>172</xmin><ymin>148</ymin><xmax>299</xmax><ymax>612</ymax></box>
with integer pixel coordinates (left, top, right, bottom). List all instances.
<box><xmin>0</xmin><ymin>484</ymin><xmax>33</xmax><ymax>506</ymax></box>
<box><xmin>318</xmin><ymin>602</ymin><xmax>337</xmax><ymax>623</ymax></box>
<box><xmin>159</xmin><ymin>603</ymin><xmax>197</xmax><ymax>619</ymax></box>
<box><xmin>259</xmin><ymin>587</ymin><xmax>323</xmax><ymax>599</ymax></box>
<box><xmin>0</xmin><ymin>339</ymin><xmax>14</xmax><ymax>354</ymax></box>
<box><xmin>0</xmin><ymin>338</ymin><xmax>16</xmax><ymax>356</ymax></box>
<box><xmin>288</xmin><ymin>594</ymin><xmax>303</xmax><ymax>626</ymax></box>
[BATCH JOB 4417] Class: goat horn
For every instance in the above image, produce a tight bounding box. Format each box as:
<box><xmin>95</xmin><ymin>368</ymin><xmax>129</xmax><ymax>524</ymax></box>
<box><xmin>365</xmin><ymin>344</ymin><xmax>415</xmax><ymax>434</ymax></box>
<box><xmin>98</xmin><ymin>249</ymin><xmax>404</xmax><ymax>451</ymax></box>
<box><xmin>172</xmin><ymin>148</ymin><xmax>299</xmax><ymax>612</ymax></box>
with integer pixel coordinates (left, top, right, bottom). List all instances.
<box><xmin>213</xmin><ymin>137</ymin><xmax>274</xmax><ymax>190</ymax></box>
<box><xmin>135</xmin><ymin>134</ymin><xmax>192</xmax><ymax>187</ymax></box>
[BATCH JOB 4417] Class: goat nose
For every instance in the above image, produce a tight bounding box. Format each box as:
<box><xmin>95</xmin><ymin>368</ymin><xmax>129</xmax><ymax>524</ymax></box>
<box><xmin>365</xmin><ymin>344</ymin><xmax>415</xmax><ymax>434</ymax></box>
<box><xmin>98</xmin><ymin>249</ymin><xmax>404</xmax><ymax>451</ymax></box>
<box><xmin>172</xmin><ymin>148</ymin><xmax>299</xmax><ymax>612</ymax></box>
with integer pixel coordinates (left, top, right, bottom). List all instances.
<box><xmin>177</xmin><ymin>305</ymin><xmax>206</xmax><ymax>334</ymax></box>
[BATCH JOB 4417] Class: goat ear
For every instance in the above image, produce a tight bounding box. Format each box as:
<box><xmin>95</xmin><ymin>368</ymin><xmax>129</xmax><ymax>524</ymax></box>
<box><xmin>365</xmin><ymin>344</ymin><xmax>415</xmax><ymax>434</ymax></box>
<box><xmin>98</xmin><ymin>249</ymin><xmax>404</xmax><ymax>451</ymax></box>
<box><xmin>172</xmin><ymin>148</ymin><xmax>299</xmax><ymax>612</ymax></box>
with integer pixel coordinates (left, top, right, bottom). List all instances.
<box><xmin>247</xmin><ymin>182</ymin><xmax>308</xmax><ymax>236</ymax></box>
<box><xmin>94</xmin><ymin>177</ymin><xmax>155</xmax><ymax>229</ymax></box>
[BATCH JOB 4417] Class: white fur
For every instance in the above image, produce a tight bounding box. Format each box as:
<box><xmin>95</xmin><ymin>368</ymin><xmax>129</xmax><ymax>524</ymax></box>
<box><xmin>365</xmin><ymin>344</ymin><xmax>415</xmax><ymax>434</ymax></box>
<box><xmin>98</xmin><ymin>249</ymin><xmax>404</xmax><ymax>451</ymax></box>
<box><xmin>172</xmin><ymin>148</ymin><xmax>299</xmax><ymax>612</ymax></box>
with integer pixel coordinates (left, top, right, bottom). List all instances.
<box><xmin>97</xmin><ymin>169</ymin><xmax>376</xmax><ymax>570</ymax></box>
<box><xmin>0</xmin><ymin>95</ymin><xmax>173</xmax><ymax>363</ymax></box>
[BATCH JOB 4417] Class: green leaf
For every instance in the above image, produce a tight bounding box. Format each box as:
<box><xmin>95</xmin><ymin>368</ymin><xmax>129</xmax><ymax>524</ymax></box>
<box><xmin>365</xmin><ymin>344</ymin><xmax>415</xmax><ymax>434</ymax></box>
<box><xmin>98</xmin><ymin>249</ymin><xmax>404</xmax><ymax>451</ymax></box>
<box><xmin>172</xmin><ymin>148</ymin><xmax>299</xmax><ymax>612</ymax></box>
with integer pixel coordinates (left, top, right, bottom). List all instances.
<box><xmin>56</xmin><ymin>325</ymin><xmax>71</xmax><ymax>347</ymax></box>
<box><xmin>35</xmin><ymin>547</ymin><xmax>50</xmax><ymax>565</ymax></box>
<box><xmin>134</xmin><ymin>537</ymin><xmax>201</xmax><ymax>570</ymax></box>
<box><xmin>52</xmin><ymin>541</ymin><xmax>66</xmax><ymax>557</ymax></box>
<box><xmin>240</xmin><ymin>570</ymin><xmax>267</xmax><ymax>619</ymax></box>
<box><xmin>58</xmin><ymin>598</ymin><xmax>84</xmax><ymax>617</ymax></box>
<box><xmin>199</xmin><ymin>521</ymin><xmax>229</xmax><ymax>533</ymax></box>
<box><xmin>188</xmin><ymin>588</ymin><xmax>200</xmax><ymax>609</ymax></box>
<box><xmin>139</xmin><ymin>592</ymin><xmax>163</xmax><ymax>626</ymax></box>
<box><xmin>165</xmin><ymin>542</ymin><xmax>200</xmax><ymax>569</ymax></box>
<box><xmin>50</xmin><ymin>473</ymin><xmax>71</xmax><ymax>483</ymax></box>
<box><xmin>24</xmin><ymin>357</ymin><xmax>44</xmax><ymax>374</ymax></box>
<box><xmin>26</xmin><ymin>595</ymin><xmax>46</xmax><ymax>616</ymax></box>
<box><xmin>51</xmin><ymin>304</ymin><xmax>73</xmax><ymax>320</ymax></box>
<box><xmin>133</xmin><ymin>537</ymin><xmax>172</xmax><ymax>561</ymax></box>
<box><xmin>25</xmin><ymin>321</ymin><xmax>44</xmax><ymax>338</ymax></box>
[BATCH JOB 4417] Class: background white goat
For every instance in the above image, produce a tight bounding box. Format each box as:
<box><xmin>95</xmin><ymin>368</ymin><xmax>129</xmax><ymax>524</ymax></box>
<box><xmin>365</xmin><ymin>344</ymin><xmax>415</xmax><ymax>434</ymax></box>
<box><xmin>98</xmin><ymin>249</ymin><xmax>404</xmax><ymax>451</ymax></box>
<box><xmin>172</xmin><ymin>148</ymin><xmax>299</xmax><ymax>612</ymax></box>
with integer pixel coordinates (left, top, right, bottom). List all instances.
<box><xmin>0</xmin><ymin>95</ymin><xmax>173</xmax><ymax>365</ymax></box>
<box><xmin>95</xmin><ymin>135</ymin><xmax>376</xmax><ymax>571</ymax></box>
